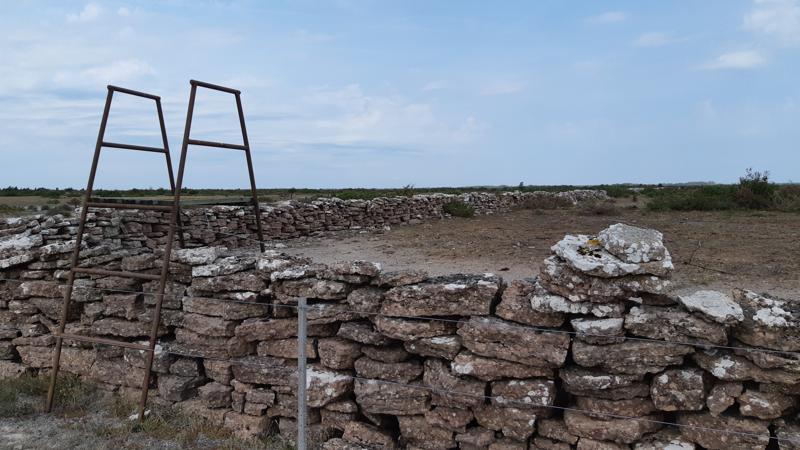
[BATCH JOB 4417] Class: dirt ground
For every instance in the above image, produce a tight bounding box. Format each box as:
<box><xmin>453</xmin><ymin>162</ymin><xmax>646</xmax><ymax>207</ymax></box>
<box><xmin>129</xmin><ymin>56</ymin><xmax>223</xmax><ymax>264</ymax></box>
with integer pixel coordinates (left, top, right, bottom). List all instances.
<box><xmin>281</xmin><ymin>207</ymin><xmax>800</xmax><ymax>299</ymax></box>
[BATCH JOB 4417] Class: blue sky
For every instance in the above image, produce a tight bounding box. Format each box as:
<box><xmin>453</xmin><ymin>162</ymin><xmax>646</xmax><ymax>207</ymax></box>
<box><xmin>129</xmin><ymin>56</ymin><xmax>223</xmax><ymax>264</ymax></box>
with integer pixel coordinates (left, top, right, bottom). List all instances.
<box><xmin>1</xmin><ymin>0</ymin><xmax>798</xmax><ymax>189</ymax></box>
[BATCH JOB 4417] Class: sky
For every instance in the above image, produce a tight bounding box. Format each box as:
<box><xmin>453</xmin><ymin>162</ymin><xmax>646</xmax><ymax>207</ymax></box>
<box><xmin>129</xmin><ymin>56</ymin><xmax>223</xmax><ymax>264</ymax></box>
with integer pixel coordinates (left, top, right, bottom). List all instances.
<box><xmin>1</xmin><ymin>0</ymin><xmax>798</xmax><ymax>189</ymax></box>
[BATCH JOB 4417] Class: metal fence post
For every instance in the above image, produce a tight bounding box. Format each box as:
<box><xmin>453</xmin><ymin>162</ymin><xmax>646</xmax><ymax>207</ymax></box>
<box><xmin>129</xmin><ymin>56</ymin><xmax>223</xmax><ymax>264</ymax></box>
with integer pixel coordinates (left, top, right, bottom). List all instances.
<box><xmin>297</xmin><ymin>297</ymin><xmax>308</xmax><ymax>450</ymax></box>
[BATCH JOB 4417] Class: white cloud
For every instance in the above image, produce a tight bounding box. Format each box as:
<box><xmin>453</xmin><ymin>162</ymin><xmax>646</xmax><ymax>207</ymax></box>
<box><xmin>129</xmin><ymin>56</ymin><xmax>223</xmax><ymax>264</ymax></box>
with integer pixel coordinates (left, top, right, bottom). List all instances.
<box><xmin>586</xmin><ymin>11</ymin><xmax>627</xmax><ymax>24</ymax></box>
<box><xmin>118</xmin><ymin>6</ymin><xmax>131</xmax><ymax>17</ymax></box>
<box><xmin>633</xmin><ymin>32</ymin><xmax>682</xmax><ymax>47</ymax></box>
<box><xmin>422</xmin><ymin>80</ymin><xmax>448</xmax><ymax>91</ymax></box>
<box><xmin>744</xmin><ymin>0</ymin><xmax>800</xmax><ymax>46</ymax></box>
<box><xmin>54</xmin><ymin>59</ymin><xmax>156</xmax><ymax>86</ymax></box>
<box><xmin>67</xmin><ymin>3</ymin><xmax>100</xmax><ymax>22</ymax></box>
<box><xmin>480</xmin><ymin>81</ymin><xmax>524</xmax><ymax>96</ymax></box>
<box><xmin>703</xmin><ymin>50</ymin><xmax>765</xmax><ymax>69</ymax></box>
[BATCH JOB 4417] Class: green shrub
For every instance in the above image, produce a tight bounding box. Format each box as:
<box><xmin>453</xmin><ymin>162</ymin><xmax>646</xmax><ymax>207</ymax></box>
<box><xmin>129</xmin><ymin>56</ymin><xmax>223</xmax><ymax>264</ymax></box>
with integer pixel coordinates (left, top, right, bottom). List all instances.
<box><xmin>443</xmin><ymin>200</ymin><xmax>475</xmax><ymax>217</ymax></box>
<box><xmin>774</xmin><ymin>184</ymin><xmax>800</xmax><ymax>212</ymax></box>
<box><xmin>578</xmin><ymin>200</ymin><xmax>620</xmax><ymax>216</ymax></box>
<box><xmin>736</xmin><ymin>168</ymin><xmax>776</xmax><ymax>209</ymax></box>
<box><xmin>517</xmin><ymin>196</ymin><xmax>573</xmax><ymax>210</ymax></box>
<box><xmin>646</xmin><ymin>185</ymin><xmax>738</xmax><ymax>211</ymax></box>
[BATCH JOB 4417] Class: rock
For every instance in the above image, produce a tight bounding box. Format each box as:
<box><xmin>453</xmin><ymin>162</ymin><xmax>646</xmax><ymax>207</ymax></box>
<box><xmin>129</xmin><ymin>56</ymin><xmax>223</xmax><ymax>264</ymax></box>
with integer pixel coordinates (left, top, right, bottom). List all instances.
<box><xmin>175</xmin><ymin>399</ymin><xmax>227</xmax><ymax>426</ymax></box>
<box><xmin>451</xmin><ymin>350</ymin><xmax>553</xmax><ymax>380</ymax></box>
<box><xmin>496</xmin><ymin>279</ymin><xmax>565</xmax><ymax>327</ymax></box>
<box><xmin>694</xmin><ymin>351</ymin><xmax>800</xmax><ymax>384</ymax></box>
<box><xmin>732</xmin><ymin>289</ymin><xmax>800</xmax><ymax>351</ymax></box>
<box><xmin>540</xmin><ymin>257</ymin><xmax>670</xmax><ymax>303</ymax></box>
<box><xmin>361</xmin><ymin>345</ymin><xmax>409</xmax><ymax>363</ymax></box>
<box><xmin>192</xmin><ymin>256</ymin><xmax>254</xmax><ymax>277</ymax></box>
<box><xmin>318</xmin><ymin>338</ymin><xmax>361</xmax><ymax>369</ymax></box>
<box><xmin>257</xmin><ymin>338</ymin><xmax>317</xmax><ymax>359</ymax></box>
<box><xmin>330</xmin><ymin>260</ymin><xmax>382</xmax><ymax>277</ymax></box>
<box><xmin>404</xmin><ymin>335</ymin><xmax>462</xmax><ymax>359</ymax></box>
<box><xmin>677</xmin><ymin>290</ymin><xmax>743</xmax><ymax>325</ymax></box>
<box><xmin>173</xmin><ymin>247</ymin><xmax>223</xmax><ymax>265</ymax></box>
<box><xmin>246</xmin><ymin>387</ymin><xmax>275</xmax><ymax>405</ymax></box>
<box><xmin>198</xmin><ymin>382</ymin><xmax>232</xmax><ymax>408</ymax></box>
<box><xmin>425</xmin><ymin>407</ymin><xmax>474</xmax><ymax>432</ymax></box>
<box><xmin>372</xmin><ymin>316</ymin><xmax>455</xmax><ymax>341</ymax></box>
<box><xmin>650</xmin><ymin>368</ymin><xmax>707</xmax><ymax>411</ymax></box>
<box><xmin>489</xmin><ymin>438</ymin><xmax>530</xmax><ymax>450</ymax></box>
<box><xmin>373</xmin><ymin>269</ymin><xmax>428</xmax><ymax>287</ymax></box>
<box><xmin>235</xmin><ymin>317</ymin><xmax>297</xmax><ymax>341</ymax></box>
<box><xmin>397</xmin><ymin>415</ymin><xmax>455</xmax><ymax>449</ymax></box>
<box><xmin>182</xmin><ymin>297</ymin><xmax>269</xmax><ymax>320</ymax></box>
<box><xmin>624</xmin><ymin>305</ymin><xmax>728</xmax><ymax>346</ymax></box>
<box><xmin>706</xmin><ymin>382</ymin><xmax>742</xmax><ymax>416</ymax></box>
<box><xmin>571</xmin><ymin>317</ymin><xmax>625</xmax><ymax>344</ymax></box>
<box><xmin>677</xmin><ymin>413</ymin><xmax>769</xmax><ymax>450</ymax></box>
<box><xmin>91</xmin><ymin>318</ymin><xmax>165</xmax><ymax>338</ymax></box>
<box><xmin>170</xmin><ymin>358</ymin><xmax>202</xmax><ymax>377</ymax></box>
<box><xmin>0</xmin><ymin>360</ymin><xmax>28</xmax><ymax>378</ymax></box>
<box><xmin>564</xmin><ymin>410</ymin><xmax>662</xmax><ymax>444</ymax></box>
<box><xmin>223</xmin><ymin>411</ymin><xmax>269</xmax><ymax>440</ymax></box>
<box><xmin>576</xmin><ymin>438</ymin><xmax>630</xmax><ymax>450</ymax></box>
<box><xmin>192</xmin><ymin>271</ymin><xmax>266</xmax><ymax>293</ymax></box>
<box><xmin>354</xmin><ymin>357</ymin><xmax>423</xmax><ymax>383</ymax></box>
<box><xmin>345</xmin><ymin>286</ymin><xmax>384</xmax><ymax>314</ymax></box>
<box><xmin>337</xmin><ymin>321</ymin><xmax>393</xmax><ymax>346</ymax></box>
<box><xmin>538</xmin><ymin>418</ymin><xmax>579</xmax><ymax>445</ymax></box>
<box><xmin>158</xmin><ymin>374</ymin><xmax>205</xmax><ymax>401</ymax></box>
<box><xmin>551</xmin><ymin>233</ymin><xmax>672</xmax><ymax>278</ymax></box>
<box><xmin>273</xmin><ymin>278</ymin><xmax>350</xmax><ymax>300</ymax></box>
<box><xmin>354</xmin><ymin>379</ymin><xmax>429</xmax><ymax>415</ymax></box>
<box><xmin>491</xmin><ymin>378</ymin><xmax>555</xmax><ymax>409</ymax></box>
<box><xmin>182</xmin><ymin>312</ymin><xmax>237</xmax><ymax>337</ymax></box>
<box><xmin>531</xmin><ymin>281</ymin><xmax>626</xmax><ymax>318</ymax></box>
<box><xmin>532</xmin><ymin>437</ymin><xmax>572</xmax><ymax>449</ymax></box>
<box><xmin>633</xmin><ymin>429</ymin><xmax>695</xmax><ymax>449</ymax></box>
<box><xmin>203</xmin><ymin>360</ymin><xmax>233</xmax><ymax>385</ymax></box>
<box><xmin>455</xmin><ymin>427</ymin><xmax>496</xmax><ymax>449</ymax></box>
<box><xmin>775</xmin><ymin>421</ymin><xmax>800</xmax><ymax>450</ymax></box>
<box><xmin>322</xmin><ymin>438</ymin><xmax>370</xmax><ymax>450</ymax></box>
<box><xmin>307</xmin><ymin>365</ymin><xmax>352</xmax><ymax>408</ymax></box>
<box><xmin>423</xmin><ymin>358</ymin><xmax>485</xmax><ymax>409</ymax></box>
<box><xmin>598</xmin><ymin>224</ymin><xmax>668</xmax><ymax>264</ymax></box>
<box><xmin>342</xmin><ymin>421</ymin><xmax>397</xmax><ymax>449</ymax></box>
<box><xmin>560</xmin><ymin>367</ymin><xmax>649</xmax><ymax>400</ymax></box>
<box><xmin>230</xmin><ymin>356</ymin><xmax>297</xmax><ymax>386</ymax></box>
<box><xmin>473</xmin><ymin>403</ymin><xmax>538</xmax><ymax>440</ymax></box>
<box><xmin>381</xmin><ymin>274</ymin><xmax>500</xmax><ymax>317</ymax></box>
<box><xmin>738</xmin><ymin>389</ymin><xmax>796</xmax><ymax>419</ymax></box>
<box><xmin>575</xmin><ymin>397</ymin><xmax>657</xmax><ymax>420</ymax></box>
<box><xmin>458</xmin><ymin>317</ymin><xmax>570</xmax><ymax>367</ymax></box>
<box><xmin>572</xmin><ymin>340</ymin><xmax>694</xmax><ymax>375</ymax></box>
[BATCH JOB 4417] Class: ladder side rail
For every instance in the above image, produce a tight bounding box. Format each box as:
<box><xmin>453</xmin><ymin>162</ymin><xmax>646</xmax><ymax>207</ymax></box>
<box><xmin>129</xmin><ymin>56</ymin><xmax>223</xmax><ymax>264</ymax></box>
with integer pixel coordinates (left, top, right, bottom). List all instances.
<box><xmin>235</xmin><ymin>93</ymin><xmax>266</xmax><ymax>252</ymax></box>
<box><xmin>156</xmin><ymin>98</ymin><xmax>185</xmax><ymax>248</ymax></box>
<box><xmin>46</xmin><ymin>87</ymin><xmax>115</xmax><ymax>412</ymax></box>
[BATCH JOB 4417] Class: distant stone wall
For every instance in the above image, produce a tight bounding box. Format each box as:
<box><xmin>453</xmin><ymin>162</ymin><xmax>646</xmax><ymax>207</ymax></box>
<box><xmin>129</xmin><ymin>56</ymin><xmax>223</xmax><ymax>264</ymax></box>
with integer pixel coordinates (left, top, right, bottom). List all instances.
<box><xmin>0</xmin><ymin>190</ymin><xmax>608</xmax><ymax>256</ymax></box>
<box><xmin>2</xmin><ymin>201</ymin><xmax>799</xmax><ymax>448</ymax></box>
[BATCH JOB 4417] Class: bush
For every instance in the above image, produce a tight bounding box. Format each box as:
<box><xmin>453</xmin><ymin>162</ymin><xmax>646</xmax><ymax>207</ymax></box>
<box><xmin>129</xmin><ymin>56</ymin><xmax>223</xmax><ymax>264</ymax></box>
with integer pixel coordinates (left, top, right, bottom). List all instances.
<box><xmin>736</xmin><ymin>168</ymin><xmax>775</xmax><ymax>209</ymax></box>
<box><xmin>646</xmin><ymin>186</ymin><xmax>738</xmax><ymax>211</ymax></box>
<box><xmin>774</xmin><ymin>184</ymin><xmax>800</xmax><ymax>212</ymax></box>
<box><xmin>518</xmin><ymin>195</ymin><xmax>573</xmax><ymax>210</ymax></box>
<box><xmin>443</xmin><ymin>200</ymin><xmax>475</xmax><ymax>218</ymax></box>
<box><xmin>578</xmin><ymin>200</ymin><xmax>620</xmax><ymax>216</ymax></box>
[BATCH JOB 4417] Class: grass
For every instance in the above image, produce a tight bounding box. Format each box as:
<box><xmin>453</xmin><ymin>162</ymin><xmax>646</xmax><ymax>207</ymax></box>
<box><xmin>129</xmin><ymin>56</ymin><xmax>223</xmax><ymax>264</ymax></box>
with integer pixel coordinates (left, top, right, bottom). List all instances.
<box><xmin>442</xmin><ymin>200</ymin><xmax>475</xmax><ymax>218</ymax></box>
<box><xmin>0</xmin><ymin>373</ymin><xmax>94</xmax><ymax>418</ymax></box>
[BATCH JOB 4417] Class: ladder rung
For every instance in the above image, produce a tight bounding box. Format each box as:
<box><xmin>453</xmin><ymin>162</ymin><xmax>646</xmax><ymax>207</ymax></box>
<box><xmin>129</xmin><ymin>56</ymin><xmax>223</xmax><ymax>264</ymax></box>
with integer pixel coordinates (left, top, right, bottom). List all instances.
<box><xmin>102</xmin><ymin>141</ymin><xmax>166</xmax><ymax>153</ymax></box>
<box><xmin>72</xmin><ymin>267</ymin><xmax>161</xmax><ymax>281</ymax></box>
<box><xmin>56</xmin><ymin>333</ymin><xmax>150</xmax><ymax>351</ymax></box>
<box><xmin>187</xmin><ymin>139</ymin><xmax>247</xmax><ymax>151</ymax></box>
<box><xmin>190</xmin><ymin>79</ymin><xmax>241</xmax><ymax>95</ymax></box>
<box><xmin>108</xmin><ymin>85</ymin><xmax>160</xmax><ymax>101</ymax></box>
<box><xmin>86</xmin><ymin>201</ymin><xmax>173</xmax><ymax>211</ymax></box>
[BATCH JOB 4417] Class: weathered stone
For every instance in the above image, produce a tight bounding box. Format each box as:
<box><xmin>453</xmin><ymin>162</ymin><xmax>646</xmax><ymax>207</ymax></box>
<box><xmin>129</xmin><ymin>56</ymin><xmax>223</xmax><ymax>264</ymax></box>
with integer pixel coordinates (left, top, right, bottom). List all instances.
<box><xmin>246</xmin><ymin>387</ymin><xmax>275</xmax><ymax>405</ymax></box>
<box><xmin>223</xmin><ymin>411</ymin><xmax>269</xmax><ymax>440</ymax></box>
<box><xmin>381</xmin><ymin>274</ymin><xmax>500</xmax><ymax>317</ymax></box>
<box><xmin>473</xmin><ymin>404</ymin><xmax>538</xmax><ymax>440</ymax></box>
<box><xmin>321</xmin><ymin>438</ymin><xmax>370</xmax><ymax>450</ymax></box>
<box><xmin>235</xmin><ymin>317</ymin><xmax>299</xmax><ymax>341</ymax></box>
<box><xmin>337</xmin><ymin>321</ymin><xmax>393</xmax><ymax>346</ymax></box>
<box><xmin>373</xmin><ymin>269</ymin><xmax>428</xmax><ymax>287</ymax></box>
<box><xmin>360</xmin><ymin>345</ymin><xmax>408</xmax><ymax>363</ymax></box>
<box><xmin>204</xmin><ymin>359</ymin><xmax>233</xmax><ymax>385</ymax></box>
<box><xmin>455</xmin><ymin>427</ymin><xmax>496</xmax><ymax>449</ymax></box>
<box><xmin>192</xmin><ymin>256</ymin><xmax>254</xmax><ymax>277</ymax></box>
<box><xmin>354</xmin><ymin>378</ymin><xmax>429</xmax><ymax>415</ymax></box>
<box><xmin>576</xmin><ymin>438</ymin><xmax>630</xmax><ymax>450</ymax></box>
<box><xmin>158</xmin><ymin>374</ymin><xmax>205</xmax><ymax>401</ymax></box>
<box><xmin>404</xmin><ymin>335</ymin><xmax>462</xmax><ymax>359</ymax></box>
<box><xmin>423</xmin><ymin>358</ymin><xmax>485</xmax><ymax>409</ymax></box>
<box><xmin>564</xmin><ymin>410</ymin><xmax>662</xmax><ymax>444</ymax></box>
<box><xmin>491</xmin><ymin>378</ymin><xmax>555</xmax><ymax>410</ymax></box>
<box><xmin>538</xmin><ymin>418</ymin><xmax>579</xmax><ymax>445</ymax></box>
<box><xmin>372</xmin><ymin>316</ymin><xmax>455</xmax><ymax>341</ymax></box>
<box><xmin>230</xmin><ymin>356</ymin><xmax>297</xmax><ymax>386</ymax></box>
<box><xmin>170</xmin><ymin>358</ymin><xmax>202</xmax><ymax>377</ymax></box>
<box><xmin>342</xmin><ymin>421</ymin><xmax>397</xmax><ymax>449</ymax></box>
<box><xmin>0</xmin><ymin>341</ymin><xmax>17</xmax><ymax>360</ymax></box>
<box><xmin>677</xmin><ymin>290</ymin><xmax>743</xmax><ymax>325</ymax></box>
<box><xmin>198</xmin><ymin>381</ymin><xmax>232</xmax><ymax>408</ymax></box>
<box><xmin>732</xmin><ymin>289</ymin><xmax>800</xmax><ymax>351</ymax></box>
<box><xmin>540</xmin><ymin>256</ymin><xmax>670</xmax><ymax>303</ymax></box>
<box><xmin>572</xmin><ymin>317</ymin><xmax>625</xmax><ymax>344</ymax></box>
<box><xmin>624</xmin><ymin>305</ymin><xmax>727</xmax><ymax>345</ymax></box>
<box><xmin>307</xmin><ymin>365</ymin><xmax>353</xmax><ymax>408</ymax></box>
<box><xmin>91</xmin><ymin>318</ymin><xmax>165</xmax><ymax>338</ymax></box>
<box><xmin>706</xmin><ymin>381</ymin><xmax>742</xmax><ymax>416</ymax></box>
<box><xmin>575</xmin><ymin>397</ymin><xmax>657</xmax><ymax>420</ymax></box>
<box><xmin>560</xmin><ymin>367</ymin><xmax>649</xmax><ymax>400</ymax></box>
<box><xmin>344</xmin><ymin>286</ymin><xmax>384</xmax><ymax>314</ymax></box>
<box><xmin>650</xmin><ymin>368</ymin><xmax>707</xmax><ymax>411</ymax></box>
<box><xmin>572</xmin><ymin>341</ymin><xmax>693</xmax><ymax>375</ymax></box>
<box><xmin>15</xmin><ymin>280</ymin><xmax>61</xmax><ymax>298</ymax></box>
<box><xmin>121</xmin><ymin>254</ymin><xmax>157</xmax><ymax>272</ymax></box>
<box><xmin>397</xmin><ymin>415</ymin><xmax>455</xmax><ymax>449</ymax></box>
<box><xmin>175</xmin><ymin>398</ymin><xmax>227</xmax><ymax>426</ymax></box>
<box><xmin>677</xmin><ymin>413</ymin><xmax>769</xmax><ymax>450</ymax></box>
<box><xmin>775</xmin><ymin>421</ymin><xmax>800</xmax><ymax>450</ymax></box>
<box><xmin>694</xmin><ymin>351</ymin><xmax>800</xmax><ymax>384</ymax></box>
<box><xmin>101</xmin><ymin>294</ymin><xmax>141</xmax><ymax>320</ymax></box>
<box><xmin>425</xmin><ymin>406</ymin><xmax>473</xmax><ymax>432</ymax></box>
<box><xmin>274</xmin><ymin>278</ymin><xmax>350</xmax><ymax>300</ymax></box>
<box><xmin>598</xmin><ymin>223</ymin><xmax>668</xmax><ymax>264</ymax></box>
<box><xmin>182</xmin><ymin>312</ymin><xmax>237</xmax><ymax>337</ymax></box>
<box><xmin>193</xmin><ymin>272</ymin><xmax>266</xmax><ymax>293</ymax></box>
<box><xmin>738</xmin><ymin>389</ymin><xmax>796</xmax><ymax>419</ymax></box>
<box><xmin>633</xmin><ymin>429</ymin><xmax>695</xmax><ymax>450</ymax></box>
<box><xmin>489</xmin><ymin>438</ymin><xmax>529</xmax><ymax>450</ymax></box>
<box><xmin>458</xmin><ymin>317</ymin><xmax>570</xmax><ymax>367</ymax></box>
<box><xmin>552</xmin><ymin>232</ymin><xmax>672</xmax><ymax>278</ymax></box>
<box><xmin>497</xmin><ymin>279</ymin><xmax>565</xmax><ymax>327</ymax></box>
<box><xmin>318</xmin><ymin>337</ymin><xmax>361</xmax><ymax>370</ymax></box>
<box><xmin>451</xmin><ymin>350</ymin><xmax>553</xmax><ymax>381</ymax></box>
<box><xmin>531</xmin><ymin>281</ymin><xmax>626</xmax><ymax>318</ymax></box>
<box><xmin>307</xmin><ymin>302</ymin><xmax>363</xmax><ymax>324</ymax></box>
<box><xmin>257</xmin><ymin>338</ymin><xmax>317</xmax><ymax>359</ymax></box>
<box><xmin>355</xmin><ymin>357</ymin><xmax>422</xmax><ymax>383</ymax></box>
<box><xmin>182</xmin><ymin>297</ymin><xmax>269</xmax><ymax>320</ymax></box>
<box><xmin>173</xmin><ymin>246</ymin><xmax>223</xmax><ymax>265</ymax></box>
<box><xmin>532</xmin><ymin>437</ymin><xmax>572</xmax><ymax>450</ymax></box>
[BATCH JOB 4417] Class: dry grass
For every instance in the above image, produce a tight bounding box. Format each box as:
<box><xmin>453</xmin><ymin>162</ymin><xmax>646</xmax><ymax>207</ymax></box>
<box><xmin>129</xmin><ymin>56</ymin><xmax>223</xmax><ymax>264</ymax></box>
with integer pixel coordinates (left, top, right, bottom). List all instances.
<box><xmin>0</xmin><ymin>373</ymin><xmax>94</xmax><ymax>418</ymax></box>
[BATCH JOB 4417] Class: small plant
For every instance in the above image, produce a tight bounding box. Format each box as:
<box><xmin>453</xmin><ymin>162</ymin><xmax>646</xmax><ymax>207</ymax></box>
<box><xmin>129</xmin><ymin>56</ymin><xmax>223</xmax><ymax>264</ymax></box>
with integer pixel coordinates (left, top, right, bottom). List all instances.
<box><xmin>578</xmin><ymin>200</ymin><xmax>620</xmax><ymax>216</ymax></box>
<box><xmin>443</xmin><ymin>200</ymin><xmax>475</xmax><ymax>218</ymax></box>
<box><xmin>735</xmin><ymin>168</ymin><xmax>775</xmax><ymax>209</ymax></box>
<box><xmin>401</xmin><ymin>184</ymin><xmax>416</xmax><ymax>197</ymax></box>
<box><xmin>773</xmin><ymin>184</ymin><xmax>800</xmax><ymax>212</ymax></box>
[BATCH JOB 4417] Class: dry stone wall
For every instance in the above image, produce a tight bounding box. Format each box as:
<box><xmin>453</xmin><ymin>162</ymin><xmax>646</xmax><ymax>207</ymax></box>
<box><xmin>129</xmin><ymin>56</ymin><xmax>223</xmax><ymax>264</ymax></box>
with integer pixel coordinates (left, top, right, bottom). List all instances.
<box><xmin>1</xmin><ymin>200</ymin><xmax>799</xmax><ymax>449</ymax></box>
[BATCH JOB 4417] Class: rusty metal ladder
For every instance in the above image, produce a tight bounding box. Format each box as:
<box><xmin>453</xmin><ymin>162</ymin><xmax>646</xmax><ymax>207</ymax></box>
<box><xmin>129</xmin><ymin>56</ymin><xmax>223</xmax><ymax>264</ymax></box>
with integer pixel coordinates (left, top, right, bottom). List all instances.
<box><xmin>46</xmin><ymin>85</ymin><xmax>184</xmax><ymax>419</ymax></box>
